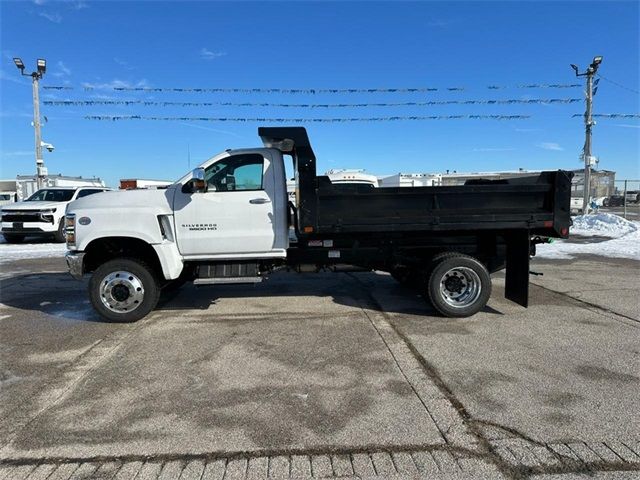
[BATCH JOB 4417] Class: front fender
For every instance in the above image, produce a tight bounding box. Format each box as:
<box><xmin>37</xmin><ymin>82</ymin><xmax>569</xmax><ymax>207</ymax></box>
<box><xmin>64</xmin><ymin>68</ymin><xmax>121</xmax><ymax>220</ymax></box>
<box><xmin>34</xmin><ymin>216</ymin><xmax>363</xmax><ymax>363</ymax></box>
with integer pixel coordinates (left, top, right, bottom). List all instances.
<box><xmin>153</xmin><ymin>242</ymin><xmax>184</xmax><ymax>280</ymax></box>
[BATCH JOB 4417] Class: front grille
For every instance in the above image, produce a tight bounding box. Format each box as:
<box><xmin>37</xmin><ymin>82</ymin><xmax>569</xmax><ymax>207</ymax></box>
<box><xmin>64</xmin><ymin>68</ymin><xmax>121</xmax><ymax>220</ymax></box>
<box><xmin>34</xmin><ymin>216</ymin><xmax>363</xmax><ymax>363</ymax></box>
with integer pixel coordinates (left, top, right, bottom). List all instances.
<box><xmin>1</xmin><ymin>211</ymin><xmax>51</xmax><ymax>223</ymax></box>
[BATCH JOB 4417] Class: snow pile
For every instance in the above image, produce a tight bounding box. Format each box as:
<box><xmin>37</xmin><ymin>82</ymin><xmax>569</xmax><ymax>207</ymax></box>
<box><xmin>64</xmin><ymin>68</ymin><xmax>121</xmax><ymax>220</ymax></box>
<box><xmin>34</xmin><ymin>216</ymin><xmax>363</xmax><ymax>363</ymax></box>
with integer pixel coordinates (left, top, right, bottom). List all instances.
<box><xmin>570</xmin><ymin>213</ymin><xmax>638</xmax><ymax>238</ymax></box>
<box><xmin>537</xmin><ymin>213</ymin><xmax>640</xmax><ymax>260</ymax></box>
<box><xmin>0</xmin><ymin>237</ymin><xmax>67</xmax><ymax>263</ymax></box>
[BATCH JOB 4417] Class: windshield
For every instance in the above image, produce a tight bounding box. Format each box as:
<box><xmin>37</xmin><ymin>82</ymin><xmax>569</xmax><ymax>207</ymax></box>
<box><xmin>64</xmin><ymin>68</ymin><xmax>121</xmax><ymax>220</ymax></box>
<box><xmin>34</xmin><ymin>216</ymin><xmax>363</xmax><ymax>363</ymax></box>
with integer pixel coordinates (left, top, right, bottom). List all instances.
<box><xmin>26</xmin><ymin>189</ymin><xmax>75</xmax><ymax>202</ymax></box>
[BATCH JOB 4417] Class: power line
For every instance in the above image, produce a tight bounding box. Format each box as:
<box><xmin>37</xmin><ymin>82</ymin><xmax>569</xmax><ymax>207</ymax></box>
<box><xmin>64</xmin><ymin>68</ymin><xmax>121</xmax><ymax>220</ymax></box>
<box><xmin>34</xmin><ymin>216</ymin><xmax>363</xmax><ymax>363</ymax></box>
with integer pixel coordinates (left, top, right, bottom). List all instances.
<box><xmin>597</xmin><ymin>74</ymin><xmax>640</xmax><ymax>94</ymax></box>
<box><xmin>44</xmin><ymin>98</ymin><xmax>581</xmax><ymax>108</ymax></box>
<box><xmin>84</xmin><ymin>114</ymin><xmax>531</xmax><ymax>122</ymax></box>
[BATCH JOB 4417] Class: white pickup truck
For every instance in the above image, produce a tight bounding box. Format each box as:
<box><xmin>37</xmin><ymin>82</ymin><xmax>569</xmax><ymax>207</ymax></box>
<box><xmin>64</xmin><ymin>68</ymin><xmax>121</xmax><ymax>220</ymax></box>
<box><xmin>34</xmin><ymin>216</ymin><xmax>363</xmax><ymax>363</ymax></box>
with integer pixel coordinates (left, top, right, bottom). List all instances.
<box><xmin>1</xmin><ymin>186</ymin><xmax>109</xmax><ymax>243</ymax></box>
<box><xmin>65</xmin><ymin>127</ymin><xmax>572</xmax><ymax>323</ymax></box>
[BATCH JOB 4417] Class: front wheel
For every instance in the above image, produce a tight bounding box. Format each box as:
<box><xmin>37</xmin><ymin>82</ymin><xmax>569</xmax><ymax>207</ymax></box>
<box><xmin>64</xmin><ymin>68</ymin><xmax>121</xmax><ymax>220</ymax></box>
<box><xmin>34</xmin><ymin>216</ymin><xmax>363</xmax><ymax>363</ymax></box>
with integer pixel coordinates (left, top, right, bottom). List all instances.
<box><xmin>427</xmin><ymin>253</ymin><xmax>491</xmax><ymax>318</ymax></box>
<box><xmin>89</xmin><ymin>258</ymin><xmax>160</xmax><ymax>322</ymax></box>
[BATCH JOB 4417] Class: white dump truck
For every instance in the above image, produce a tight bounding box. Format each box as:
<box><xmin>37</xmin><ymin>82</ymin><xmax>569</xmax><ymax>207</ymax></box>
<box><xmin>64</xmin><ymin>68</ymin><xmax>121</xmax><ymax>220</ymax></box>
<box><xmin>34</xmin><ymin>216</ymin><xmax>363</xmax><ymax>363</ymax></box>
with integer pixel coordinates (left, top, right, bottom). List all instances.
<box><xmin>65</xmin><ymin>127</ymin><xmax>572</xmax><ymax>323</ymax></box>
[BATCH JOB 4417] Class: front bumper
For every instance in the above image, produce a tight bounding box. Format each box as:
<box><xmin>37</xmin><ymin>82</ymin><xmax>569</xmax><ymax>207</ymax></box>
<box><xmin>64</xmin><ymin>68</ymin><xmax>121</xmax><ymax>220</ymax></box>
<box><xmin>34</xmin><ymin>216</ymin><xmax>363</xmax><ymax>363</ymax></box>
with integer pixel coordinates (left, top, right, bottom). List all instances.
<box><xmin>2</xmin><ymin>221</ymin><xmax>57</xmax><ymax>235</ymax></box>
<box><xmin>65</xmin><ymin>251</ymin><xmax>85</xmax><ymax>280</ymax></box>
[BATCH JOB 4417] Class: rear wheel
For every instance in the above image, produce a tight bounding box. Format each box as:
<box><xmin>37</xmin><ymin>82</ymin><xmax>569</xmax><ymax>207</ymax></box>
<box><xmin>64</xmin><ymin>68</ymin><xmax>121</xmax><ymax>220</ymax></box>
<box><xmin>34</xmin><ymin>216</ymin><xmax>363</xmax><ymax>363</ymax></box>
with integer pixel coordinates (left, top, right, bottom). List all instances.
<box><xmin>2</xmin><ymin>234</ymin><xmax>25</xmax><ymax>244</ymax></box>
<box><xmin>89</xmin><ymin>258</ymin><xmax>160</xmax><ymax>322</ymax></box>
<box><xmin>427</xmin><ymin>253</ymin><xmax>491</xmax><ymax>318</ymax></box>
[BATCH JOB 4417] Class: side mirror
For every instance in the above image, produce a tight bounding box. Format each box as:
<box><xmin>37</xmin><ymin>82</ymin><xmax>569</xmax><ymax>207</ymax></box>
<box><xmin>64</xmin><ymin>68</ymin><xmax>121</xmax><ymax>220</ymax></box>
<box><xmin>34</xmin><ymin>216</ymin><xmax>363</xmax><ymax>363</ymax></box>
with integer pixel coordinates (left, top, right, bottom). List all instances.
<box><xmin>183</xmin><ymin>167</ymin><xmax>207</xmax><ymax>193</ymax></box>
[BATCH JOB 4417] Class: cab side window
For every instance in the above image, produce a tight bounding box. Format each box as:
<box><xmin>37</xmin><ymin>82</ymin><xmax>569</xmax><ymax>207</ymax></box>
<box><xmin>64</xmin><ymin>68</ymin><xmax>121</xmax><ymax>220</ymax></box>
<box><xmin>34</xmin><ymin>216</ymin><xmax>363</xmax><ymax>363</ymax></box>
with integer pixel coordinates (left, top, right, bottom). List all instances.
<box><xmin>205</xmin><ymin>154</ymin><xmax>264</xmax><ymax>192</ymax></box>
<box><xmin>76</xmin><ymin>189</ymin><xmax>104</xmax><ymax>199</ymax></box>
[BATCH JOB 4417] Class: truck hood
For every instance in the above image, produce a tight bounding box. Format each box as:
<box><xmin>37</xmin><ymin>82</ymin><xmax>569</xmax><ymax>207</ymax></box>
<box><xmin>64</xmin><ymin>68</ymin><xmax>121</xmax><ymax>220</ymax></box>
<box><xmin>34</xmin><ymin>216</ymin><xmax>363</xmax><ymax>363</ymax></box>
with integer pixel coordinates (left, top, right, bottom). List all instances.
<box><xmin>1</xmin><ymin>201</ymin><xmax>62</xmax><ymax>211</ymax></box>
<box><xmin>67</xmin><ymin>187</ymin><xmax>175</xmax><ymax>213</ymax></box>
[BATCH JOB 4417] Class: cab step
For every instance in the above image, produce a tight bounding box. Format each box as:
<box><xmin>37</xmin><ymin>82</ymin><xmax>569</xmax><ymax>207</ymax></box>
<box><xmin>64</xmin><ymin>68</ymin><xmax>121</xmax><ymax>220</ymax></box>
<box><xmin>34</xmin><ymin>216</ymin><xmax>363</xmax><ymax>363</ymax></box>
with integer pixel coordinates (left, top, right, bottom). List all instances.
<box><xmin>194</xmin><ymin>262</ymin><xmax>262</xmax><ymax>285</ymax></box>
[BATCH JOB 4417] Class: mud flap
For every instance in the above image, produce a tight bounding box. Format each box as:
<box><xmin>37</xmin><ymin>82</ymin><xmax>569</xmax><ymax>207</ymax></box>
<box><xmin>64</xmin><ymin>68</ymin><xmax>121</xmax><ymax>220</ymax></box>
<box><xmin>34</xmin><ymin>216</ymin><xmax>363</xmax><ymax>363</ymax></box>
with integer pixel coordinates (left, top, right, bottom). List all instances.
<box><xmin>505</xmin><ymin>230</ymin><xmax>530</xmax><ymax>307</ymax></box>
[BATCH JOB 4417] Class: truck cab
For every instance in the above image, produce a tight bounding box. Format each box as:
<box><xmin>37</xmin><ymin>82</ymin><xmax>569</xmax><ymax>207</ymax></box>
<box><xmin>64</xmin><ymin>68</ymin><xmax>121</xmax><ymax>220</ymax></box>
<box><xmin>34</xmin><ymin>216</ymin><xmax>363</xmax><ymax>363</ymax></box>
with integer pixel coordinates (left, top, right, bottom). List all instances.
<box><xmin>172</xmin><ymin>148</ymin><xmax>289</xmax><ymax>259</ymax></box>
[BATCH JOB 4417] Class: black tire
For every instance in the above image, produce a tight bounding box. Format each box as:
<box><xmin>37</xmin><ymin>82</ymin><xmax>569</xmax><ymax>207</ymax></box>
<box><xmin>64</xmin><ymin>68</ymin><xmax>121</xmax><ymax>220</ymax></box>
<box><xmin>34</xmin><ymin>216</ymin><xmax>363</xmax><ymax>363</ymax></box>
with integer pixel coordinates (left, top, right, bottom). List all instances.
<box><xmin>2</xmin><ymin>234</ymin><xmax>25</xmax><ymax>244</ymax></box>
<box><xmin>427</xmin><ymin>253</ymin><xmax>491</xmax><ymax>318</ymax></box>
<box><xmin>89</xmin><ymin>257</ymin><xmax>160</xmax><ymax>323</ymax></box>
<box><xmin>54</xmin><ymin>219</ymin><xmax>66</xmax><ymax>243</ymax></box>
<box><xmin>602</xmin><ymin>198</ymin><xmax>609</xmax><ymax>207</ymax></box>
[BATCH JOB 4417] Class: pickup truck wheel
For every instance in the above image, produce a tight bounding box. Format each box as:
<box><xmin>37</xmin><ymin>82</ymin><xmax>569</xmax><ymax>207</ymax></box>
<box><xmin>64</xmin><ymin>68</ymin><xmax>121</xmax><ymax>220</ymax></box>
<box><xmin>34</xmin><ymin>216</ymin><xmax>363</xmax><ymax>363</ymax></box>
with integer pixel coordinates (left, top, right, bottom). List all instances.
<box><xmin>54</xmin><ymin>219</ymin><xmax>66</xmax><ymax>243</ymax></box>
<box><xmin>2</xmin><ymin>234</ymin><xmax>25</xmax><ymax>244</ymax></box>
<box><xmin>427</xmin><ymin>253</ymin><xmax>491</xmax><ymax>318</ymax></box>
<box><xmin>89</xmin><ymin>258</ymin><xmax>160</xmax><ymax>323</ymax></box>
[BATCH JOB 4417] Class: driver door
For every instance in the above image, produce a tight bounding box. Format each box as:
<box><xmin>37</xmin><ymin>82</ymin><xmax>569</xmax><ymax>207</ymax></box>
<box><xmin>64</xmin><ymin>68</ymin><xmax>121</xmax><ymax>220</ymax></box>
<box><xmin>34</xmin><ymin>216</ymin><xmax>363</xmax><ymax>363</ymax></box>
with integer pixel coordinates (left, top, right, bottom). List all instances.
<box><xmin>173</xmin><ymin>152</ymin><xmax>277</xmax><ymax>257</ymax></box>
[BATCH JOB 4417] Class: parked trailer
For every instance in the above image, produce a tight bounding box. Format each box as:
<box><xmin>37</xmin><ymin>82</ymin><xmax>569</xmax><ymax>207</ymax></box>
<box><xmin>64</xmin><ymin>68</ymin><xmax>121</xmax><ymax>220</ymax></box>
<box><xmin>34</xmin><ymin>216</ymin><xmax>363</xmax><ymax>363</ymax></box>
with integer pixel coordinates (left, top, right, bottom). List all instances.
<box><xmin>65</xmin><ymin>127</ymin><xmax>572</xmax><ymax>322</ymax></box>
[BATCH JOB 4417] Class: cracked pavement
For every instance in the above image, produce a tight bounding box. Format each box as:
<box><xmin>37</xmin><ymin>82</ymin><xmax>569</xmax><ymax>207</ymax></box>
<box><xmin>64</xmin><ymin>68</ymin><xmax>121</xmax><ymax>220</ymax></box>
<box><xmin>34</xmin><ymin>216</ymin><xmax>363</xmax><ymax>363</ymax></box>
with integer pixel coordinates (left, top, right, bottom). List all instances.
<box><xmin>0</xmin><ymin>253</ymin><xmax>638</xmax><ymax>479</ymax></box>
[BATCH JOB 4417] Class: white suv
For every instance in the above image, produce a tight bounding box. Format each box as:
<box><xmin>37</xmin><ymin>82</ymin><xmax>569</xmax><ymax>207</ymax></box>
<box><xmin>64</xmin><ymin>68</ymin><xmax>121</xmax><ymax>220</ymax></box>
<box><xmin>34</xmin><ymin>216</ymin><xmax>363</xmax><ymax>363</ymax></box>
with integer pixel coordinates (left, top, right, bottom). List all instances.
<box><xmin>1</xmin><ymin>187</ymin><xmax>109</xmax><ymax>243</ymax></box>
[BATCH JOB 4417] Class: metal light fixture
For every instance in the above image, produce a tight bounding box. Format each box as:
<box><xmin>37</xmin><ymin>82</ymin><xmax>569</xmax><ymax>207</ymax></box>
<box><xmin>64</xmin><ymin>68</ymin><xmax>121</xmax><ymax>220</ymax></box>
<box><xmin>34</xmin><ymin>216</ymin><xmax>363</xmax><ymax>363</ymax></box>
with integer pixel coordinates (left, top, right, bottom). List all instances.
<box><xmin>569</xmin><ymin>55</ymin><xmax>604</xmax><ymax>215</ymax></box>
<box><xmin>13</xmin><ymin>57</ymin><xmax>25</xmax><ymax>71</ymax></box>
<box><xmin>12</xmin><ymin>56</ymin><xmax>49</xmax><ymax>189</ymax></box>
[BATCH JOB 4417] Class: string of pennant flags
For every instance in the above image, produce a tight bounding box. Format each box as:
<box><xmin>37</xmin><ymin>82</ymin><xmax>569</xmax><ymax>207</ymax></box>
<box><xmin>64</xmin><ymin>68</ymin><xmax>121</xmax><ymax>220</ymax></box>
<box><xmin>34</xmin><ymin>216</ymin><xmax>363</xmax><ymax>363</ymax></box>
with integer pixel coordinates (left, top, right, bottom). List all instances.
<box><xmin>572</xmin><ymin>113</ymin><xmax>640</xmax><ymax>118</ymax></box>
<box><xmin>488</xmin><ymin>83</ymin><xmax>581</xmax><ymax>89</ymax></box>
<box><xmin>44</xmin><ymin>98</ymin><xmax>582</xmax><ymax>108</ymax></box>
<box><xmin>42</xmin><ymin>82</ymin><xmax>583</xmax><ymax>93</ymax></box>
<box><xmin>84</xmin><ymin>115</ymin><xmax>531</xmax><ymax>122</ymax></box>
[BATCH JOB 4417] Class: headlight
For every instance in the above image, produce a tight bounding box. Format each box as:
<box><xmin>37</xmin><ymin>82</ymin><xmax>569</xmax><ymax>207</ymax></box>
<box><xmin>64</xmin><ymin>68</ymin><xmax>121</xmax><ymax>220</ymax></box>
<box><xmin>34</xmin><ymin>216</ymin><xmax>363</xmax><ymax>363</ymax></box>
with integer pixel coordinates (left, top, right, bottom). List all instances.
<box><xmin>65</xmin><ymin>214</ymin><xmax>76</xmax><ymax>246</ymax></box>
<box><xmin>39</xmin><ymin>208</ymin><xmax>57</xmax><ymax>223</ymax></box>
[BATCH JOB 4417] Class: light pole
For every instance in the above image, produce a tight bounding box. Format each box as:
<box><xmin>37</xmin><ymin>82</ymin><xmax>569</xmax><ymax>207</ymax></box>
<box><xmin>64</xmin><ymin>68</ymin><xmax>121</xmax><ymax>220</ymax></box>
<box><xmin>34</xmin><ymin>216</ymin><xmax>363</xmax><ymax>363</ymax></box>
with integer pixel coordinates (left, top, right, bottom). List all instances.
<box><xmin>571</xmin><ymin>55</ymin><xmax>603</xmax><ymax>215</ymax></box>
<box><xmin>13</xmin><ymin>57</ymin><xmax>48</xmax><ymax>190</ymax></box>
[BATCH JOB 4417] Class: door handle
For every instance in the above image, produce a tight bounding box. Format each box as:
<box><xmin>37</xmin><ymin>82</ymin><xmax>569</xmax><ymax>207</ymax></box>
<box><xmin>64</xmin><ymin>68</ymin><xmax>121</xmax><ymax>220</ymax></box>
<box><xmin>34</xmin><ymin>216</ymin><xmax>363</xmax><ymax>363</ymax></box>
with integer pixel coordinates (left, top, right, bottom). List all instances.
<box><xmin>249</xmin><ymin>198</ymin><xmax>271</xmax><ymax>204</ymax></box>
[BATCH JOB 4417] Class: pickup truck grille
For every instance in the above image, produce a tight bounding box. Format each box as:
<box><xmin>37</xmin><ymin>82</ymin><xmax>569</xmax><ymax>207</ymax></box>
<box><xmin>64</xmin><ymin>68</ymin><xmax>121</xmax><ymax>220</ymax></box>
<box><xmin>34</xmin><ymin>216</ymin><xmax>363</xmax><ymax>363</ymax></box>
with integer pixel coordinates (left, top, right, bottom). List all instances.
<box><xmin>1</xmin><ymin>211</ymin><xmax>51</xmax><ymax>223</ymax></box>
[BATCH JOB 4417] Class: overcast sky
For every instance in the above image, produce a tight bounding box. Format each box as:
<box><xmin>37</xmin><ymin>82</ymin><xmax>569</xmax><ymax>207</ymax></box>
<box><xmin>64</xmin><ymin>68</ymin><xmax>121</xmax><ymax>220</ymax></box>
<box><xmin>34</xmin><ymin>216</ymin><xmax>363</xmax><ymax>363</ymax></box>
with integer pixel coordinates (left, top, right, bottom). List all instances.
<box><xmin>1</xmin><ymin>1</ymin><xmax>638</xmax><ymax>187</ymax></box>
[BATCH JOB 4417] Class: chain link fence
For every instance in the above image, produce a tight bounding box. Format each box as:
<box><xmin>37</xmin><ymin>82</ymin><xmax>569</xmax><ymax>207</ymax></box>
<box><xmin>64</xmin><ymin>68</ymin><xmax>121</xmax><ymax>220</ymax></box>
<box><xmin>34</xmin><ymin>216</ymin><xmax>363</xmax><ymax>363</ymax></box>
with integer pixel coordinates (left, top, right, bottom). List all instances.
<box><xmin>599</xmin><ymin>179</ymin><xmax>640</xmax><ymax>220</ymax></box>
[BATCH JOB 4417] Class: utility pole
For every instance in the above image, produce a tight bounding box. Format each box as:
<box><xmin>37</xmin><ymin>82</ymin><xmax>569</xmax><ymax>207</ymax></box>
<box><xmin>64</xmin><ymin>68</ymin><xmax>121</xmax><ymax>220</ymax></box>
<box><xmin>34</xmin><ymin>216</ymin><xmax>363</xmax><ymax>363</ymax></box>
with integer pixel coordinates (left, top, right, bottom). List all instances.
<box><xmin>571</xmin><ymin>56</ymin><xmax>603</xmax><ymax>215</ymax></box>
<box><xmin>13</xmin><ymin>57</ymin><xmax>48</xmax><ymax>190</ymax></box>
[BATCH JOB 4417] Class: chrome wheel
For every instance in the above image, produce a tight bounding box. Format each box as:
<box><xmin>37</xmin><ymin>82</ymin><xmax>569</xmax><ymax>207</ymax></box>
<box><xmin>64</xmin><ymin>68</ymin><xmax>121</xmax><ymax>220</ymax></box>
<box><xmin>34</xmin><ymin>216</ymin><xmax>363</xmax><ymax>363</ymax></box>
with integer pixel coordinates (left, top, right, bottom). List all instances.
<box><xmin>439</xmin><ymin>266</ymin><xmax>482</xmax><ymax>308</ymax></box>
<box><xmin>99</xmin><ymin>270</ymin><xmax>145</xmax><ymax>313</ymax></box>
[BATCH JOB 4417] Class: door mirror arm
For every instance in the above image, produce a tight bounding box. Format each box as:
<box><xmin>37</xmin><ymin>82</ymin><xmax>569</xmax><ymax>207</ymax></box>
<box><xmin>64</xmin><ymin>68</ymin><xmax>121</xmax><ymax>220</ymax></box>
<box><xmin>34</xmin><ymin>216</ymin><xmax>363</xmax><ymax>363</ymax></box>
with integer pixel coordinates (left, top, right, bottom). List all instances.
<box><xmin>182</xmin><ymin>167</ymin><xmax>207</xmax><ymax>194</ymax></box>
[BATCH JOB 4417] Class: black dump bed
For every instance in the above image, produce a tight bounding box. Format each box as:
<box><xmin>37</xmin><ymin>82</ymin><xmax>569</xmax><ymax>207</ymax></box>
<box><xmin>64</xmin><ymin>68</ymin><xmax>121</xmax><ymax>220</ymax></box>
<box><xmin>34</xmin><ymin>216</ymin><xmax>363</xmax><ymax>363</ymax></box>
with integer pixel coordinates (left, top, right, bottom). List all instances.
<box><xmin>258</xmin><ymin>126</ymin><xmax>572</xmax><ymax>240</ymax></box>
<box><xmin>314</xmin><ymin>171</ymin><xmax>573</xmax><ymax>238</ymax></box>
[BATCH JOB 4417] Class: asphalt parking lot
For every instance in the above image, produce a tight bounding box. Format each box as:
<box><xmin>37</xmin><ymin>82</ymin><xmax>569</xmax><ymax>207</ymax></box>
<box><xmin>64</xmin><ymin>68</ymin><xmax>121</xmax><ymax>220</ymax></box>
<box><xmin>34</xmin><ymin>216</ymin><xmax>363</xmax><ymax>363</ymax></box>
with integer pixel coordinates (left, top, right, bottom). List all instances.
<box><xmin>0</xmin><ymin>251</ymin><xmax>639</xmax><ymax>479</ymax></box>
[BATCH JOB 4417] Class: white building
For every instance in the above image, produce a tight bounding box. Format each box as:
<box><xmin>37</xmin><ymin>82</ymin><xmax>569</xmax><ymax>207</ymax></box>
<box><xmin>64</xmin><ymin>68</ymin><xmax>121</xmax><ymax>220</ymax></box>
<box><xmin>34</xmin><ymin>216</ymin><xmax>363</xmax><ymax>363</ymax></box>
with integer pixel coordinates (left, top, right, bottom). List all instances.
<box><xmin>119</xmin><ymin>179</ymin><xmax>173</xmax><ymax>190</ymax></box>
<box><xmin>378</xmin><ymin>173</ymin><xmax>443</xmax><ymax>188</ymax></box>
